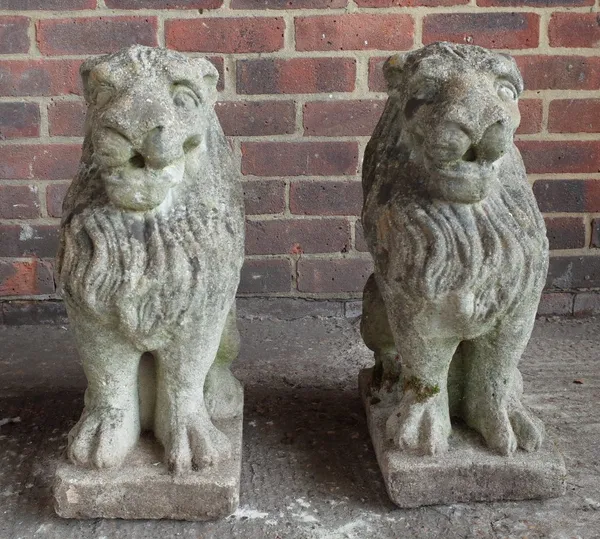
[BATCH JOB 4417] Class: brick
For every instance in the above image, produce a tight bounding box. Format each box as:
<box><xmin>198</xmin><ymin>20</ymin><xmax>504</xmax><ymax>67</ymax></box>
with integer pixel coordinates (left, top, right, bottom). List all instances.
<box><xmin>0</xmin><ymin>60</ymin><xmax>81</xmax><ymax>97</ymax></box>
<box><xmin>573</xmin><ymin>292</ymin><xmax>600</xmax><ymax>317</ymax></box>
<box><xmin>368</xmin><ymin>57</ymin><xmax>388</xmax><ymax>92</ymax></box>
<box><xmin>477</xmin><ymin>0</ymin><xmax>592</xmax><ymax>5</ymax></box>
<box><xmin>1</xmin><ymin>300</ymin><xmax>68</xmax><ymax>325</ymax></box>
<box><xmin>547</xmin><ymin>256</ymin><xmax>600</xmax><ymax>289</ymax></box>
<box><xmin>549</xmin><ymin>13</ymin><xmax>600</xmax><ymax>48</ymax></box>
<box><xmin>0</xmin><ymin>185</ymin><xmax>40</xmax><ymax>219</ymax></box>
<box><xmin>238</xmin><ymin>258</ymin><xmax>292</xmax><ymax>294</ymax></box>
<box><xmin>106</xmin><ymin>0</ymin><xmax>221</xmax><ymax>7</ymax></box>
<box><xmin>544</xmin><ymin>217</ymin><xmax>585</xmax><ymax>250</ymax></box>
<box><xmin>246</xmin><ymin>218</ymin><xmax>351</xmax><ymax>255</ymax></box>
<box><xmin>290</xmin><ymin>181</ymin><xmax>362</xmax><ymax>216</ymax></box>
<box><xmin>242</xmin><ymin>141</ymin><xmax>358</xmax><ymax>176</ymax></box>
<box><xmin>295</xmin><ymin>14</ymin><xmax>414</xmax><ymax>52</ymax></box>
<box><xmin>297</xmin><ymin>257</ymin><xmax>373</xmax><ymax>293</ymax></box>
<box><xmin>0</xmin><ymin>102</ymin><xmax>40</xmax><ymax>139</ymax></box>
<box><xmin>207</xmin><ymin>57</ymin><xmax>225</xmax><ymax>92</ymax></box>
<box><xmin>37</xmin><ymin>17</ymin><xmax>158</xmax><ymax>56</ymax></box>
<box><xmin>516</xmin><ymin>56</ymin><xmax>600</xmax><ymax>91</ymax></box>
<box><xmin>232</xmin><ymin>0</ymin><xmax>345</xmax><ymax>7</ymax></box>
<box><xmin>0</xmin><ymin>260</ymin><xmax>36</xmax><ymax>297</ymax></box>
<box><xmin>243</xmin><ymin>180</ymin><xmax>286</xmax><ymax>215</ymax></box>
<box><xmin>583</xmin><ymin>182</ymin><xmax>600</xmax><ymax>213</ymax></box>
<box><xmin>0</xmin><ymin>144</ymin><xmax>81</xmax><ymax>180</ymax></box>
<box><xmin>548</xmin><ymin>100</ymin><xmax>600</xmax><ymax>134</ymax></box>
<box><xmin>533</xmin><ymin>180</ymin><xmax>584</xmax><ymax>213</ymax></box>
<box><xmin>357</xmin><ymin>0</ymin><xmax>467</xmax><ymax>5</ymax></box>
<box><xmin>518</xmin><ymin>141</ymin><xmax>600</xmax><ymax>174</ymax></box>
<box><xmin>215</xmin><ymin>101</ymin><xmax>295</xmax><ymax>137</ymax></box>
<box><xmin>517</xmin><ymin>99</ymin><xmax>542</xmax><ymax>135</ymax></box>
<box><xmin>0</xmin><ymin>259</ymin><xmax>54</xmax><ymax>297</ymax></box>
<box><xmin>303</xmin><ymin>100</ymin><xmax>384</xmax><ymax>137</ymax></box>
<box><xmin>0</xmin><ymin>17</ymin><xmax>30</xmax><ymax>54</ymax></box>
<box><xmin>166</xmin><ymin>18</ymin><xmax>283</xmax><ymax>54</ymax></box>
<box><xmin>537</xmin><ymin>292</ymin><xmax>573</xmax><ymax>316</ymax></box>
<box><xmin>0</xmin><ymin>0</ymin><xmax>95</xmax><ymax>8</ymax></box>
<box><xmin>237</xmin><ymin>58</ymin><xmax>355</xmax><ymax>95</ymax></box>
<box><xmin>48</xmin><ymin>100</ymin><xmax>86</xmax><ymax>137</ymax></box>
<box><xmin>0</xmin><ymin>224</ymin><xmax>59</xmax><ymax>258</ymax></box>
<box><xmin>355</xmin><ymin>220</ymin><xmax>368</xmax><ymax>252</ymax></box>
<box><xmin>591</xmin><ymin>219</ymin><xmax>600</xmax><ymax>248</ymax></box>
<box><xmin>46</xmin><ymin>182</ymin><xmax>70</xmax><ymax>218</ymax></box>
<box><xmin>534</xmin><ymin>179</ymin><xmax>600</xmax><ymax>213</ymax></box>
<box><xmin>423</xmin><ymin>13</ymin><xmax>539</xmax><ymax>49</ymax></box>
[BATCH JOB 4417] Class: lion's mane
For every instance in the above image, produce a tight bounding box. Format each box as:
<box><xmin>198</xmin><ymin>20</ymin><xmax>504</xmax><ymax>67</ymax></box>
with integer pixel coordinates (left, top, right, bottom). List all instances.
<box><xmin>57</xmin><ymin>111</ymin><xmax>243</xmax><ymax>340</ymax></box>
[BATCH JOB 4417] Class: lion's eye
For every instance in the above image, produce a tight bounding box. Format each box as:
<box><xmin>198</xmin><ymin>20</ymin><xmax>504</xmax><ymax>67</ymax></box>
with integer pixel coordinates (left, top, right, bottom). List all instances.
<box><xmin>93</xmin><ymin>84</ymin><xmax>114</xmax><ymax>108</ymax></box>
<box><xmin>497</xmin><ymin>81</ymin><xmax>517</xmax><ymax>101</ymax></box>
<box><xmin>173</xmin><ymin>86</ymin><xmax>199</xmax><ymax>109</ymax></box>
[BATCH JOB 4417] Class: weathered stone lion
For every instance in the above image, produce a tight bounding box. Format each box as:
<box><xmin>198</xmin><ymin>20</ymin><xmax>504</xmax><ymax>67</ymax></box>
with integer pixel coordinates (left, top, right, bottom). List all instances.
<box><xmin>56</xmin><ymin>46</ymin><xmax>244</xmax><ymax>473</ymax></box>
<box><xmin>361</xmin><ymin>43</ymin><xmax>549</xmax><ymax>456</ymax></box>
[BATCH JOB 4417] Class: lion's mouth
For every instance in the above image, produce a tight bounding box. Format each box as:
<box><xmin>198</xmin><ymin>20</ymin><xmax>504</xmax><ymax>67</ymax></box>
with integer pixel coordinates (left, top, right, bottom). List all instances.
<box><xmin>426</xmin><ymin>157</ymin><xmax>497</xmax><ymax>183</ymax></box>
<box><xmin>102</xmin><ymin>157</ymin><xmax>186</xmax><ymax>212</ymax></box>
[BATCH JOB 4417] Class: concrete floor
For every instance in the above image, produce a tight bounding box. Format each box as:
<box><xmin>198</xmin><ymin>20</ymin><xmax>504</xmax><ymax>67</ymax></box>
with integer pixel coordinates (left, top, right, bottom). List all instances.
<box><xmin>0</xmin><ymin>315</ymin><xmax>599</xmax><ymax>539</ymax></box>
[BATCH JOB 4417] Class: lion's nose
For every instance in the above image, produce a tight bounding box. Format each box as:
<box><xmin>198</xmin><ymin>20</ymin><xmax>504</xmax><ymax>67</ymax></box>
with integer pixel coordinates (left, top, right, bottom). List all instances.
<box><xmin>141</xmin><ymin>126</ymin><xmax>181</xmax><ymax>170</ymax></box>
<box><xmin>476</xmin><ymin>120</ymin><xmax>512</xmax><ymax>163</ymax></box>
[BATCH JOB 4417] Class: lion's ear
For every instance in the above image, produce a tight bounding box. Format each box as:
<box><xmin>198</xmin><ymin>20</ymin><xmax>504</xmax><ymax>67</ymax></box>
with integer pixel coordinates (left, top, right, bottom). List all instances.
<box><xmin>80</xmin><ymin>56</ymin><xmax>104</xmax><ymax>104</ymax></box>
<box><xmin>383</xmin><ymin>53</ymin><xmax>408</xmax><ymax>92</ymax></box>
<box><xmin>191</xmin><ymin>58</ymin><xmax>219</xmax><ymax>101</ymax></box>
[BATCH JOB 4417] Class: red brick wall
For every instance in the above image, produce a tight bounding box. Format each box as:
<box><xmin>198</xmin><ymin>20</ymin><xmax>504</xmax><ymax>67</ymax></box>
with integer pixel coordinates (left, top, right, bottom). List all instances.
<box><xmin>0</xmin><ymin>0</ymin><xmax>599</xmax><ymax>301</ymax></box>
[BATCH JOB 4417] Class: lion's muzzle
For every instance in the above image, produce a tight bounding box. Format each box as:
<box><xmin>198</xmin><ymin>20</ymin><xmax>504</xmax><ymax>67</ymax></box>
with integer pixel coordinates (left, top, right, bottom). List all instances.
<box><xmin>93</xmin><ymin>120</ymin><xmax>191</xmax><ymax>212</ymax></box>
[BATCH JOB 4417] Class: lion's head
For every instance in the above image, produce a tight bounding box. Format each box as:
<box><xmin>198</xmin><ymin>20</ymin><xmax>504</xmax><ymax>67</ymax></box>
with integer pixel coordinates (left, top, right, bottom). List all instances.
<box><xmin>80</xmin><ymin>45</ymin><xmax>219</xmax><ymax>212</ymax></box>
<box><xmin>368</xmin><ymin>42</ymin><xmax>523</xmax><ymax>204</ymax></box>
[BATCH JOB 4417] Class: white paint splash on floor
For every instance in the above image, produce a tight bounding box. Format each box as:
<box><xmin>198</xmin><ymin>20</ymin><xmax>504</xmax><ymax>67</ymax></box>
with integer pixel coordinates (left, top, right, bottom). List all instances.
<box><xmin>228</xmin><ymin>506</ymin><xmax>269</xmax><ymax>520</ymax></box>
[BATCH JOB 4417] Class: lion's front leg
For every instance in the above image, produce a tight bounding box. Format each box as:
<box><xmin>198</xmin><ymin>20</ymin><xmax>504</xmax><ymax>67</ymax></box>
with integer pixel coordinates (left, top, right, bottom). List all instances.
<box><xmin>461</xmin><ymin>311</ymin><xmax>544</xmax><ymax>455</ymax></box>
<box><xmin>68</xmin><ymin>317</ymin><xmax>141</xmax><ymax>468</ymax></box>
<box><xmin>385</xmin><ymin>324</ymin><xmax>459</xmax><ymax>455</ymax></box>
<box><xmin>154</xmin><ymin>330</ymin><xmax>232</xmax><ymax>474</ymax></box>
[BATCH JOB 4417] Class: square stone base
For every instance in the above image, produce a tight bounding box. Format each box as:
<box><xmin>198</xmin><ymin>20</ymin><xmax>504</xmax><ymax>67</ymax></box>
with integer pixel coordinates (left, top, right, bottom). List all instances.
<box><xmin>53</xmin><ymin>414</ymin><xmax>243</xmax><ymax>521</ymax></box>
<box><xmin>359</xmin><ymin>368</ymin><xmax>566</xmax><ymax>508</ymax></box>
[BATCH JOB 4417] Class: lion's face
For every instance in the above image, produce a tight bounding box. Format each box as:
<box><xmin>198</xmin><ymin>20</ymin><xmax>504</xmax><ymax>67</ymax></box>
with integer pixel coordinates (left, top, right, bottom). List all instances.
<box><xmin>384</xmin><ymin>43</ymin><xmax>523</xmax><ymax>204</ymax></box>
<box><xmin>81</xmin><ymin>47</ymin><xmax>219</xmax><ymax>212</ymax></box>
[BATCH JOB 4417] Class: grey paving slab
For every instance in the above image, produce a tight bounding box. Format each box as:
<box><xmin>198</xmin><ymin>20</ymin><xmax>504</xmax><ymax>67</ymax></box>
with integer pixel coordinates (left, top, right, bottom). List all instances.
<box><xmin>0</xmin><ymin>316</ymin><xmax>599</xmax><ymax>538</ymax></box>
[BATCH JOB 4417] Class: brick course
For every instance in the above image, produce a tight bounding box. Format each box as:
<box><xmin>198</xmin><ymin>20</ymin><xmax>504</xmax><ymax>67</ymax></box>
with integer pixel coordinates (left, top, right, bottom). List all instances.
<box><xmin>0</xmin><ymin>1</ymin><xmax>597</xmax><ymax>301</ymax></box>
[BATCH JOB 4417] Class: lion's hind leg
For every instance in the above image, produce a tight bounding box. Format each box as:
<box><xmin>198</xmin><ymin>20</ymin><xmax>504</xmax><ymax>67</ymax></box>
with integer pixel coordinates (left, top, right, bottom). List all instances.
<box><xmin>361</xmin><ymin>273</ymin><xmax>400</xmax><ymax>390</ymax></box>
<box><xmin>205</xmin><ymin>305</ymin><xmax>244</xmax><ymax>421</ymax></box>
<box><xmin>461</xmin><ymin>312</ymin><xmax>544</xmax><ymax>455</ymax></box>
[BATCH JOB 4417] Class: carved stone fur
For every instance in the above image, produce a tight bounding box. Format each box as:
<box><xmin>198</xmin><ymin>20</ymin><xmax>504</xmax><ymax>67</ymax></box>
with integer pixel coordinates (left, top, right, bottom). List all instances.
<box><xmin>361</xmin><ymin>43</ymin><xmax>549</xmax><ymax>456</ymax></box>
<box><xmin>56</xmin><ymin>46</ymin><xmax>244</xmax><ymax>472</ymax></box>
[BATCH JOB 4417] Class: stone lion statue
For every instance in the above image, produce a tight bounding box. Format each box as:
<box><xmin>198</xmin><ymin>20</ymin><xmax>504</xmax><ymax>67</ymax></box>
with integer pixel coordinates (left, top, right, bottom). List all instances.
<box><xmin>361</xmin><ymin>42</ymin><xmax>549</xmax><ymax>456</ymax></box>
<box><xmin>56</xmin><ymin>46</ymin><xmax>244</xmax><ymax>473</ymax></box>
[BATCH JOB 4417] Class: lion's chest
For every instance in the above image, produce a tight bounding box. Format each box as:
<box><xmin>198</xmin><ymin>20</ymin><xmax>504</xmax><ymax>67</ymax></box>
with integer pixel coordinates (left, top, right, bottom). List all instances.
<box><xmin>370</xmin><ymin>192</ymin><xmax>548</xmax><ymax>330</ymax></box>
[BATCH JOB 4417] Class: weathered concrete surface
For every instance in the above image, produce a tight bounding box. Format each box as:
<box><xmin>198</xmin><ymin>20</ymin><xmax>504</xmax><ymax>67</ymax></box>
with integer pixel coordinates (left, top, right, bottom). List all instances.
<box><xmin>1</xmin><ymin>316</ymin><xmax>599</xmax><ymax>538</ymax></box>
<box><xmin>54</xmin><ymin>414</ymin><xmax>242</xmax><ymax>520</ymax></box>
<box><xmin>359</xmin><ymin>369</ymin><xmax>566</xmax><ymax>508</ymax></box>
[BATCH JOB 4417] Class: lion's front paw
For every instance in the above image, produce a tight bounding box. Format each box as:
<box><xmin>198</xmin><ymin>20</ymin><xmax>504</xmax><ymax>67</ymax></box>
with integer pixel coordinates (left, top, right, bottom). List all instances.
<box><xmin>165</xmin><ymin>416</ymin><xmax>232</xmax><ymax>474</ymax></box>
<box><xmin>386</xmin><ymin>392</ymin><xmax>451</xmax><ymax>455</ymax></box>
<box><xmin>476</xmin><ymin>404</ymin><xmax>545</xmax><ymax>455</ymax></box>
<box><xmin>68</xmin><ymin>406</ymin><xmax>139</xmax><ymax>468</ymax></box>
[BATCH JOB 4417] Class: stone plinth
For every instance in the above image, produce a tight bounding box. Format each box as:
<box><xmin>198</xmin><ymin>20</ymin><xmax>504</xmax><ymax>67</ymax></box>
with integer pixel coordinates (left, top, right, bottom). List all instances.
<box><xmin>53</xmin><ymin>414</ymin><xmax>242</xmax><ymax>521</ymax></box>
<box><xmin>359</xmin><ymin>369</ymin><xmax>566</xmax><ymax>508</ymax></box>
